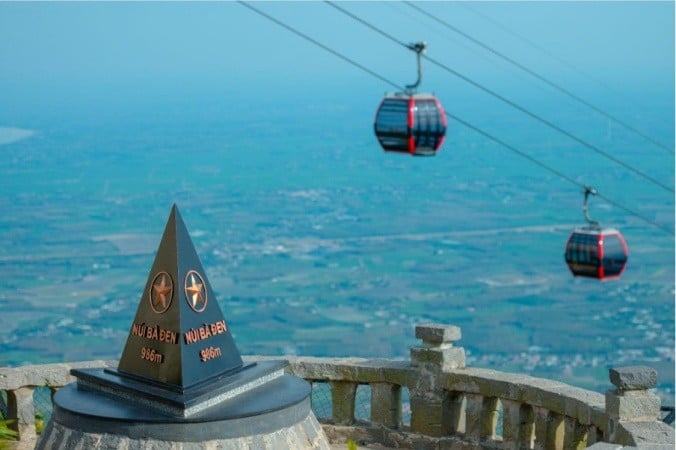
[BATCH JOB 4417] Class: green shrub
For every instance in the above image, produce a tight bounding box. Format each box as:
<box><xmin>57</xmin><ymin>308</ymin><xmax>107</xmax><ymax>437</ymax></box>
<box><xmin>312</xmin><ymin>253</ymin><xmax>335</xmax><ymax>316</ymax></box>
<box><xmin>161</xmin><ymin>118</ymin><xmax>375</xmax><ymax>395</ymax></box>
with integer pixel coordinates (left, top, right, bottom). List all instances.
<box><xmin>34</xmin><ymin>413</ymin><xmax>44</xmax><ymax>435</ymax></box>
<box><xmin>0</xmin><ymin>411</ymin><xmax>18</xmax><ymax>449</ymax></box>
<box><xmin>0</xmin><ymin>426</ymin><xmax>17</xmax><ymax>440</ymax></box>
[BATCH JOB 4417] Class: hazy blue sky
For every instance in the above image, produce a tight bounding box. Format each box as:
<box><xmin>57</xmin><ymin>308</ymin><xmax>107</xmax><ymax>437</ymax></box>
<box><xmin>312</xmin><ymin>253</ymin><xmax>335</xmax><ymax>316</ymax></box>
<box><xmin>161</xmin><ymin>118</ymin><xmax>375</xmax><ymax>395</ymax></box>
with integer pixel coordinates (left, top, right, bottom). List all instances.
<box><xmin>0</xmin><ymin>1</ymin><xmax>674</xmax><ymax>116</ymax></box>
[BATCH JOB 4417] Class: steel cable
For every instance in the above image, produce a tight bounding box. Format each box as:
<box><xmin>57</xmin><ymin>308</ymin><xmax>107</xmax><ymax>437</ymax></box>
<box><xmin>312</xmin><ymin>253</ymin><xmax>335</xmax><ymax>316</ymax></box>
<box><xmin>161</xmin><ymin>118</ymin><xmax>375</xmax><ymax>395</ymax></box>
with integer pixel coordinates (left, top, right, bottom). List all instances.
<box><xmin>403</xmin><ymin>1</ymin><xmax>674</xmax><ymax>154</ymax></box>
<box><xmin>325</xmin><ymin>1</ymin><xmax>674</xmax><ymax>194</ymax></box>
<box><xmin>238</xmin><ymin>1</ymin><xmax>674</xmax><ymax>235</ymax></box>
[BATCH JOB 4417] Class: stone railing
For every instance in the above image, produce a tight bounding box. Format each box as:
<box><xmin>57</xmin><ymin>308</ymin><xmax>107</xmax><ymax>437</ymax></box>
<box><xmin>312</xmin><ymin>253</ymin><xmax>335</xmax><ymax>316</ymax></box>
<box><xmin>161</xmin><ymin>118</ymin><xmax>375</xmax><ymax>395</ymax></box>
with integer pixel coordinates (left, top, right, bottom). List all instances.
<box><xmin>1</xmin><ymin>324</ymin><xmax>673</xmax><ymax>449</ymax></box>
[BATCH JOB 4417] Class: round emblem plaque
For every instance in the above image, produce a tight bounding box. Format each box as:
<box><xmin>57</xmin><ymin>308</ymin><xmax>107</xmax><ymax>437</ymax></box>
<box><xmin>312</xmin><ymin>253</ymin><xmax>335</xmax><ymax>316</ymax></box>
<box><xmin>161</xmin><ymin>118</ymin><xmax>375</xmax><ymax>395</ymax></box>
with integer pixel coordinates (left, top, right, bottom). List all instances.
<box><xmin>149</xmin><ymin>272</ymin><xmax>173</xmax><ymax>314</ymax></box>
<box><xmin>184</xmin><ymin>270</ymin><xmax>207</xmax><ymax>313</ymax></box>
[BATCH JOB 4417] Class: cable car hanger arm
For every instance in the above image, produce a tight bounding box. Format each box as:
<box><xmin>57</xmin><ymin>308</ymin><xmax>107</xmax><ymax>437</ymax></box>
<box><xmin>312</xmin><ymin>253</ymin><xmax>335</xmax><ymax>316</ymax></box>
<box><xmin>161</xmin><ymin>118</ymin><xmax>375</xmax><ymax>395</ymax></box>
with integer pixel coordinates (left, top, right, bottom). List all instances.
<box><xmin>582</xmin><ymin>185</ymin><xmax>599</xmax><ymax>227</ymax></box>
<box><xmin>405</xmin><ymin>41</ymin><xmax>426</xmax><ymax>93</ymax></box>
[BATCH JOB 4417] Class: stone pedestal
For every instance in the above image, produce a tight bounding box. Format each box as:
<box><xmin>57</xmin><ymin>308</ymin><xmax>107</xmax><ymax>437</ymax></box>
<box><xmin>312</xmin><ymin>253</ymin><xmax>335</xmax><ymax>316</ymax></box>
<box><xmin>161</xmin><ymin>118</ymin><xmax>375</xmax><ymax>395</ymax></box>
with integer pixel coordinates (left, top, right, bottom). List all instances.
<box><xmin>604</xmin><ymin>366</ymin><xmax>670</xmax><ymax>447</ymax></box>
<box><xmin>37</xmin><ymin>361</ymin><xmax>329</xmax><ymax>449</ymax></box>
<box><xmin>409</xmin><ymin>323</ymin><xmax>466</xmax><ymax>437</ymax></box>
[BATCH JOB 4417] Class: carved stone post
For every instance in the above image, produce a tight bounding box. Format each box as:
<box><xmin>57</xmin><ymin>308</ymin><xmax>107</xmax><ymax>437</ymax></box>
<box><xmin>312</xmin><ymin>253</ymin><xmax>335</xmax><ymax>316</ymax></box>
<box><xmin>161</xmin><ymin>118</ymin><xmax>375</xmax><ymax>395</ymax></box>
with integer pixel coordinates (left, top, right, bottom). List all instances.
<box><xmin>464</xmin><ymin>393</ymin><xmax>484</xmax><ymax>439</ymax></box>
<box><xmin>330</xmin><ymin>381</ymin><xmax>357</xmax><ymax>425</ymax></box>
<box><xmin>501</xmin><ymin>399</ymin><xmax>522</xmax><ymax>449</ymax></box>
<box><xmin>533</xmin><ymin>406</ymin><xmax>550</xmax><ymax>450</ymax></box>
<box><xmin>545</xmin><ymin>412</ymin><xmax>565</xmax><ymax>450</ymax></box>
<box><xmin>586</xmin><ymin>425</ymin><xmax>602</xmax><ymax>446</ymax></box>
<box><xmin>518</xmin><ymin>404</ymin><xmax>535</xmax><ymax>449</ymax></box>
<box><xmin>564</xmin><ymin>416</ymin><xmax>588</xmax><ymax>450</ymax></box>
<box><xmin>605</xmin><ymin>366</ymin><xmax>661</xmax><ymax>445</ymax></box>
<box><xmin>370</xmin><ymin>382</ymin><xmax>401</xmax><ymax>428</ymax></box>
<box><xmin>7</xmin><ymin>386</ymin><xmax>37</xmax><ymax>444</ymax></box>
<box><xmin>482</xmin><ymin>396</ymin><xmax>500</xmax><ymax>440</ymax></box>
<box><xmin>409</xmin><ymin>323</ymin><xmax>465</xmax><ymax>437</ymax></box>
<box><xmin>445</xmin><ymin>391</ymin><xmax>466</xmax><ymax>435</ymax></box>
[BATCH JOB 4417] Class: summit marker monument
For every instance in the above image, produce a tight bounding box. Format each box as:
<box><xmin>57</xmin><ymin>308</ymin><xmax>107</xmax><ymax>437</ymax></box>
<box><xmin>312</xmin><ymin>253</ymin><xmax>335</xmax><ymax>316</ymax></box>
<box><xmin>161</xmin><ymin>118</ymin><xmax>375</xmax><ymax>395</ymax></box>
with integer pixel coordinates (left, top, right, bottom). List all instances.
<box><xmin>115</xmin><ymin>203</ymin><xmax>247</xmax><ymax>399</ymax></box>
<box><xmin>36</xmin><ymin>205</ymin><xmax>330</xmax><ymax>449</ymax></box>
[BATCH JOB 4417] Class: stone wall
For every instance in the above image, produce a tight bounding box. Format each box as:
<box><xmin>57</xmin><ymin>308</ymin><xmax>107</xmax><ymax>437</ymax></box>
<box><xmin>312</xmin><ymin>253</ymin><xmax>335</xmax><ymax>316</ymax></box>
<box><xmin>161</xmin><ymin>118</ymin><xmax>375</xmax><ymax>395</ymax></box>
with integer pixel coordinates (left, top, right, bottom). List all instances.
<box><xmin>1</xmin><ymin>324</ymin><xmax>672</xmax><ymax>449</ymax></box>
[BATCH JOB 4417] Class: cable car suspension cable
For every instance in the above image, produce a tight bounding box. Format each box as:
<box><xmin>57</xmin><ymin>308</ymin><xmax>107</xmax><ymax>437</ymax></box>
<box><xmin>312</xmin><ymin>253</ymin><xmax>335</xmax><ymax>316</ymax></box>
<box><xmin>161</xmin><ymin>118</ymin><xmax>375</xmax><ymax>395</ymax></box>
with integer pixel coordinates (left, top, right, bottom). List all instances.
<box><xmin>324</xmin><ymin>1</ymin><xmax>675</xmax><ymax>195</ymax></box>
<box><xmin>403</xmin><ymin>1</ymin><xmax>674</xmax><ymax>155</ymax></box>
<box><xmin>237</xmin><ymin>2</ymin><xmax>400</xmax><ymax>92</ymax></box>
<box><xmin>458</xmin><ymin>2</ymin><xmax>664</xmax><ymax>133</ymax></box>
<box><xmin>237</xmin><ymin>1</ymin><xmax>674</xmax><ymax>236</ymax></box>
<box><xmin>448</xmin><ymin>113</ymin><xmax>674</xmax><ymax>235</ymax></box>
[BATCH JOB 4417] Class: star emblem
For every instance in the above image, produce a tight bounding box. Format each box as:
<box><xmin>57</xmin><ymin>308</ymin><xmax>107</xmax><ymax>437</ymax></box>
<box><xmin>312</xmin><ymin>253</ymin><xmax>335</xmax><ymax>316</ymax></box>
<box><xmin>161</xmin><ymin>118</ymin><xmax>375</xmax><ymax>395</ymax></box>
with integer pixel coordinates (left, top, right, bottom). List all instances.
<box><xmin>184</xmin><ymin>270</ymin><xmax>207</xmax><ymax>312</ymax></box>
<box><xmin>149</xmin><ymin>272</ymin><xmax>173</xmax><ymax>314</ymax></box>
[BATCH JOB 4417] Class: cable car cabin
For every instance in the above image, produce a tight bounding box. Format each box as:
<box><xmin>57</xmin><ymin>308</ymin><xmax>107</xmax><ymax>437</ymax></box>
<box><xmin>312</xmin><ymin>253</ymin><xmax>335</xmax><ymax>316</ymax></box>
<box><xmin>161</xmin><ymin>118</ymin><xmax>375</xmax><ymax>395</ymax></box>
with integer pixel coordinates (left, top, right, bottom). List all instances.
<box><xmin>374</xmin><ymin>93</ymin><xmax>447</xmax><ymax>156</ymax></box>
<box><xmin>564</xmin><ymin>227</ymin><xmax>628</xmax><ymax>280</ymax></box>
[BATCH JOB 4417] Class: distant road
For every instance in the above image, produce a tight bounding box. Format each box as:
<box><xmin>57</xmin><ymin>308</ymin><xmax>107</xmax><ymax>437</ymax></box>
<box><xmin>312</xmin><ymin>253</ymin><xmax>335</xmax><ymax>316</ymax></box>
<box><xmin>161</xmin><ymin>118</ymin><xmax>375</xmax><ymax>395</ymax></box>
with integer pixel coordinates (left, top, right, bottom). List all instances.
<box><xmin>332</xmin><ymin>224</ymin><xmax>579</xmax><ymax>243</ymax></box>
<box><xmin>0</xmin><ymin>224</ymin><xmax>579</xmax><ymax>263</ymax></box>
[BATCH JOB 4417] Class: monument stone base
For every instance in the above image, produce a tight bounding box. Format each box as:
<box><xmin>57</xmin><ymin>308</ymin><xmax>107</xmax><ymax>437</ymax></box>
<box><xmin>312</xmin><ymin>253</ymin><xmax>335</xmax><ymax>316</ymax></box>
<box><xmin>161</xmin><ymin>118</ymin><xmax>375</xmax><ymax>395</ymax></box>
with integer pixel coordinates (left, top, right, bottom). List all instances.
<box><xmin>35</xmin><ymin>206</ymin><xmax>332</xmax><ymax>449</ymax></box>
<box><xmin>36</xmin><ymin>362</ymin><xmax>330</xmax><ymax>450</ymax></box>
<box><xmin>37</xmin><ymin>409</ymin><xmax>327</xmax><ymax>450</ymax></box>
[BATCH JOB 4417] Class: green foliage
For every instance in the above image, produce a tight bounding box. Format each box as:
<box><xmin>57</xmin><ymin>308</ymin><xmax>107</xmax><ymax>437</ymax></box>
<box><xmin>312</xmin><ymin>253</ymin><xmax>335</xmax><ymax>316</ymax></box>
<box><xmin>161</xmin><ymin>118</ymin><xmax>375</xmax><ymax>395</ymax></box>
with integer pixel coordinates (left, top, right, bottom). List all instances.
<box><xmin>35</xmin><ymin>412</ymin><xmax>44</xmax><ymax>435</ymax></box>
<box><xmin>0</xmin><ymin>409</ymin><xmax>18</xmax><ymax>449</ymax></box>
<box><xmin>0</xmin><ymin>420</ymin><xmax>18</xmax><ymax>449</ymax></box>
<box><xmin>0</xmin><ymin>410</ymin><xmax>46</xmax><ymax>449</ymax></box>
<box><xmin>0</xmin><ymin>404</ymin><xmax>45</xmax><ymax>448</ymax></box>
<box><xmin>347</xmin><ymin>439</ymin><xmax>358</xmax><ymax>450</ymax></box>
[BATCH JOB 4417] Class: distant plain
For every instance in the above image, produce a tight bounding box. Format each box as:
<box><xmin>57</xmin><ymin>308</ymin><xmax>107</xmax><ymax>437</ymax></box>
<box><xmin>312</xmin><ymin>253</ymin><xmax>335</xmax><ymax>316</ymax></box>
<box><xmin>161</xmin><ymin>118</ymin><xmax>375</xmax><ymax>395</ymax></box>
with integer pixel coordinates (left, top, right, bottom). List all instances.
<box><xmin>0</xmin><ymin>87</ymin><xmax>673</xmax><ymax>403</ymax></box>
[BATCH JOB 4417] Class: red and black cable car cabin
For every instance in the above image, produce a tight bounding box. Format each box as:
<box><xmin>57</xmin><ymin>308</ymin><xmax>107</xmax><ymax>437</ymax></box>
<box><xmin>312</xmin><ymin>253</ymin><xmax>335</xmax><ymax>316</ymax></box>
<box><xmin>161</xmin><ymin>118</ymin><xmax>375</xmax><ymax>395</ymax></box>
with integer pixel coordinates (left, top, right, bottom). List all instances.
<box><xmin>564</xmin><ymin>226</ymin><xmax>628</xmax><ymax>280</ymax></box>
<box><xmin>374</xmin><ymin>92</ymin><xmax>447</xmax><ymax>156</ymax></box>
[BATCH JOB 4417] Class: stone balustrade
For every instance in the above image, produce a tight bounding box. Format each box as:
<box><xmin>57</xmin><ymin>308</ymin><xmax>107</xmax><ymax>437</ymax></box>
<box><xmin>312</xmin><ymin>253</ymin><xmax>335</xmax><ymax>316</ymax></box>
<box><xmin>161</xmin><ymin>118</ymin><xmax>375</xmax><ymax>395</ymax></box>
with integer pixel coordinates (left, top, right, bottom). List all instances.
<box><xmin>1</xmin><ymin>324</ymin><xmax>672</xmax><ymax>449</ymax></box>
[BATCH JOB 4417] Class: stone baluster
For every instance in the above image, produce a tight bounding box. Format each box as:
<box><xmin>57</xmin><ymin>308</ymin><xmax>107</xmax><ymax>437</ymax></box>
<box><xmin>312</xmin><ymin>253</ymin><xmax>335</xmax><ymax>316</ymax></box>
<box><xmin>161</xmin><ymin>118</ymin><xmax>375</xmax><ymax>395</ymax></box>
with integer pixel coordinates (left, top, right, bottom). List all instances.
<box><xmin>533</xmin><ymin>406</ymin><xmax>564</xmax><ymax>450</ymax></box>
<box><xmin>533</xmin><ymin>406</ymin><xmax>547</xmax><ymax>449</ymax></box>
<box><xmin>464</xmin><ymin>394</ymin><xmax>500</xmax><ymax>441</ymax></box>
<box><xmin>329</xmin><ymin>380</ymin><xmax>357</xmax><ymax>425</ymax></box>
<box><xmin>6</xmin><ymin>386</ymin><xmax>37</xmax><ymax>445</ymax></box>
<box><xmin>545</xmin><ymin>412</ymin><xmax>565</xmax><ymax>450</ymax></box>
<box><xmin>463</xmin><ymin>393</ymin><xmax>484</xmax><ymax>439</ymax></box>
<box><xmin>500</xmin><ymin>399</ymin><xmax>522</xmax><ymax>449</ymax></box>
<box><xmin>444</xmin><ymin>391</ymin><xmax>466</xmax><ymax>435</ymax></box>
<box><xmin>409</xmin><ymin>323</ymin><xmax>465</xmax><ymax>437</ymax></box>
<box><xmin>370</xmin><ymin>382</ymin><xmax>401</xmax><ymax>428</ymax></box>
<box><xmin>482</xmin><ymin>397</ymin><xmax>500</xmax><ymax>440</ymax></box>
<box><xmin>519</xmin><ymin>404</ymin><xmax>536</xmax><ymax>449</ymax></box>
<box><xmin>586</xmin><ymin>425</ymin><xmax>602</xmax><ymax>446</ymax></box>
<box><xmin>604</xmin><ymin>366</ymin><xmax>661</xmax><ymax>445</ymax></box>
<box><xmin>563</xmin><ymin>416</ymin><xmax>588</xmax><ymax>450</ymax></box>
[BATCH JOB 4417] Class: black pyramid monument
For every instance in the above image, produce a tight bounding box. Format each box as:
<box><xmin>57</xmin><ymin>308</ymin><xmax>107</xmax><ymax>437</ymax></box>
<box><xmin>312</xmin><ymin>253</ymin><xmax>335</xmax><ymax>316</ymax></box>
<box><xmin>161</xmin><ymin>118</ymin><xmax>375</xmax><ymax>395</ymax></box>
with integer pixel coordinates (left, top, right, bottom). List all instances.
<box><xmin>36</xmin><ymin>204</ymin><xmax>330</xmax><ymax>448</ymax></box>
<box><xmin>116</xmin><ymin>204</ymin><xmax>243</xmax><ymax>389</ymax></box>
